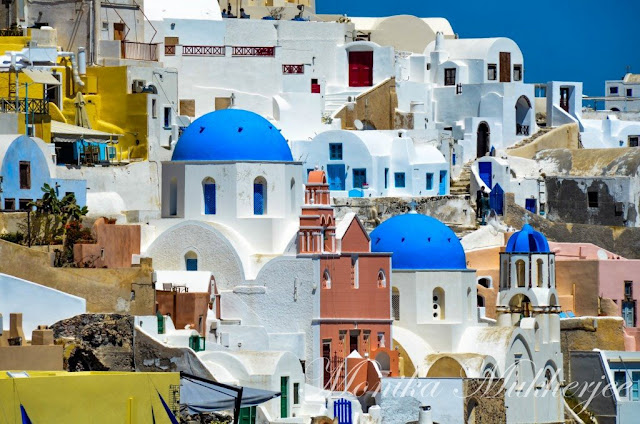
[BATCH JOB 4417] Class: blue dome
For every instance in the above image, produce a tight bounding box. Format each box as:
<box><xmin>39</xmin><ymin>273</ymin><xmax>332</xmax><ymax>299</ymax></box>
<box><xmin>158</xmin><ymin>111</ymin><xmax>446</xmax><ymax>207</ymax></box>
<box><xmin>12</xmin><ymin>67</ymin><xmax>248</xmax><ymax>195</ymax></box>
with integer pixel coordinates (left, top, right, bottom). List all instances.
<box><xmin>370</xmin><ymin>213</ymin><xmax>466</xmax><ymax>270</ymax></box>
<box><xmin>505</xmin><ymin>224</ymin><xmax>550</xmax><ymax>253</ymax></box>
<box><xmin>172</xmin><ymin>109</ymin><xmax>293</xmax><ymax>162</ymax></box>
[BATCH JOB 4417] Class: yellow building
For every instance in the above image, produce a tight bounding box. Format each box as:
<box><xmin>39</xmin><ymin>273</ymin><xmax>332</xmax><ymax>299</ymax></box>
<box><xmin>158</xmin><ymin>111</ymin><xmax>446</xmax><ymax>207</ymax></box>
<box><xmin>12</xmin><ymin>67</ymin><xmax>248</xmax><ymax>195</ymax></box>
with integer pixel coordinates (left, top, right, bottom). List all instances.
<box><xmin>0</xmin><ymin>371</ymin><xmax>180</xmax><ymax>423</ymax></box>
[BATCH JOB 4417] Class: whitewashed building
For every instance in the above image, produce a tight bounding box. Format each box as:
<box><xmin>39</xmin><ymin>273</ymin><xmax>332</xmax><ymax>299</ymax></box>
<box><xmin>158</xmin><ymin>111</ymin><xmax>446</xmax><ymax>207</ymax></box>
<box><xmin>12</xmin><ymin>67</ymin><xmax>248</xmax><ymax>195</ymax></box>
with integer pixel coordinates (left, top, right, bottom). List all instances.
<box><xmin>605</xmin><ymin>74</ymin><xmax>640</xmax><ymax>113</ymax></box>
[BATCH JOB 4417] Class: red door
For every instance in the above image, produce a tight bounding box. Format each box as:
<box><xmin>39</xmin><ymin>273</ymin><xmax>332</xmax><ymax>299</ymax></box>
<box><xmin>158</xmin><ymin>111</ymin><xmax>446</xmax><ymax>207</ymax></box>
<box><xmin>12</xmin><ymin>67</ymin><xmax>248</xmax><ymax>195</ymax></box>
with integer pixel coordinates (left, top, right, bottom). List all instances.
<box><xmin>348</xmin><ymin>51</ymin><xmax>373</xmax><ymax>87</ymax></box>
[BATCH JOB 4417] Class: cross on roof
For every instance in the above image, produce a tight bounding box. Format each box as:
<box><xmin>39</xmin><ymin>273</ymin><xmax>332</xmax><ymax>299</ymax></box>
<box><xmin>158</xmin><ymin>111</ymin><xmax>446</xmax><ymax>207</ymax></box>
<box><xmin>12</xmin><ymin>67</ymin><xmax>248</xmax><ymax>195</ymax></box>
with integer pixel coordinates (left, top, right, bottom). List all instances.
<box><xmin>408</xmin><ymin>200</ymin><xmax>418</xmax><ymax>213</ymax></box>
<box><xmin>523</xmin><ymin>213</ymin><xmax>532</xmax><ymax>225</ymax></box>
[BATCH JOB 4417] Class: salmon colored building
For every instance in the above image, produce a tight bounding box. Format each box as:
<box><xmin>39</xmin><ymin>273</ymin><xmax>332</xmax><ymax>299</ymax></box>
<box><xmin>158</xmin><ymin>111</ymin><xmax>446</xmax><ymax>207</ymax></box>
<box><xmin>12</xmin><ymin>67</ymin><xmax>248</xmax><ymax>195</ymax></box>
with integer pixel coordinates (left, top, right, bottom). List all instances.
<box><xmin>298</xmin><ymin>171</ymin><xmax>398</xmax><ymax>390</ymax></box>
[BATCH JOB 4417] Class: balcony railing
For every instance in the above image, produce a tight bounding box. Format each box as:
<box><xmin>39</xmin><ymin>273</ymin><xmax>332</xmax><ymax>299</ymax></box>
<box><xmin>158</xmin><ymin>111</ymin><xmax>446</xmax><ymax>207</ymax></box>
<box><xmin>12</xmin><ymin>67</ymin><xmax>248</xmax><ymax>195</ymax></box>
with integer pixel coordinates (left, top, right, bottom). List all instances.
<box><xmin>282</xmin><ymin>64</ymin><xmax>304</xmax><ymax>74</ymax></box>
<box><xmin>164</xmin><ymin>45</ymin><xmax>176</xmax><ymax>56</ymax></box>
<box><xmin>121</xmin><ymin>41</ymin><xmax>159</xmax><ymax>61</ymax></box>
<box><xmin>0</xmin><ymin>28</ymin><xmax>24</xmax><ymax>37</ymax></box>
<box><xmin>182</xmin><ymin>45</ymin><xmax>225</xmax><ymax>56</ymax></box>
<box><xmin>232</xmin><ymin>46</ymin><xmax>275</xmax><ymax>57</ymax></box>
<box><xmin>516</xmin><ymin>124</ymin><xmax>530</xmax><ymax>136</ymax></box>
<box><xmin>0</xmin><ymin>98</ymin><xmax>49</xmax><ymax>114</ymax></box>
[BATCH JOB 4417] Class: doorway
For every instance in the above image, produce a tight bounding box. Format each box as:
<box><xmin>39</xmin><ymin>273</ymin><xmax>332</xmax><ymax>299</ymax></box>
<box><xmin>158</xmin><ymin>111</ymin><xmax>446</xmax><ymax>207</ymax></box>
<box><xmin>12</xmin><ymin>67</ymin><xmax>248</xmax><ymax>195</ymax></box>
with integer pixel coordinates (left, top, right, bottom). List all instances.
<box><xmin>499</xmin><ymin>52</ymin><xmax>511</xmax><ymax>82</ymax></box>
<box><xmin>327</xmin><ymin>164</ymin><xmax>346</xmax><ymax>190</ymax></box>
<box><xmin>560</xmin><ymin>87</ymin><xmax>571</xmax><ymax>113</ymax></box>
<box><xmin>348</xmin><ymin>51</ymin><xmax>373</xmax><ymax>87</ymax></box>
<box><xmin>478</xmin><ymin>162</ymin><xmax>492</xmax><ymax>188</ymax></box>
<box><xmin>476</xmin><ymin>122</ymin><xmax>490</xmax><ymax>158</ymax></box>
<box><xmin>438</xmin><ymin>170</ymin><xmax>447</xmax><ymax>195</ymax></box>
<box><xmin>114</xmin><ymin>22</ymin><xmax>126</xmax><ymax>41</ymax></box>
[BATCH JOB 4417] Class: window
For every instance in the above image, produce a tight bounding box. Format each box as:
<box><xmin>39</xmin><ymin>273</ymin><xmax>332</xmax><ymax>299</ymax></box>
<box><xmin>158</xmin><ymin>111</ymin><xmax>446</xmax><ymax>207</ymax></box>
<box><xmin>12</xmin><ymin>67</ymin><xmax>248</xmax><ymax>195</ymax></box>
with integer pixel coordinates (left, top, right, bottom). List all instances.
<box><xmin>487</xmin><ymin>64</ymin><xmax>497</xmax><ymax>81</ymax></box>
<box><xmin>152</xmin><ymin>99</ymin><xmax>157</xmax><ymax>119</ymax></box>
<box><xmin>322</xmin><ymin>269</ymin><xmax>331</xmax><ymax>289</ymax></box>
<box><xmin>537</xmin><ymin>259</ymin><xmax>544</xmax><ymax>287</ymax></box>
<box><xmin>19</xmin><ymin>199</ymin><xmax>31</xmax><ymax>211</ymax></box>
<box><xmin>280</xmin><ymin>377</ymin><xmax>289</xmax><ymax>418</ymax></box>
<box><xmin>4</xmin><ymin>198</ymin><xmax>15</xmax><ymax>210</ymax></box>
<box><xmin>351</xmin><ymin>256</ymin><xmax>359</xmax><ymax>288</ymax></box>
<box><xmin>392</xmin><ymin>287</ymin><xmax>400</xmax><ymax>320</ymax></box>
<box><xmin>625</xmin><ymin>281</ymin><xmax>633</xmax><ymax>299</ymax></box>
<box><xmin>615</xmin><ymin>371</ymin><xmax>627</xmax><ymax>398</ymax></box>
<box><xmin>253</xmin><ymin>177</ymin><xmax>267</xmax><ymax>215</ymax></box>
<box><xmin>444</xmin><ymin>68</ymin><xmax>456</xmax><ymax>86</ymax></box>
<box><xmin>610</xmin><ymin>86</ymin><xmax>619</xmax><ymax>95</ymax></box>
<box><xmin>588</xmin><ymin>191</ymin><xmax>598</xmax><ymax>208</ymax></box>
<box><xmin>239</xmin><ymin>407</ymin><xmax>257</xmax><ymax>424</ymax></box>
<box><xmin>384</xmin><ymin>168</ymin><xmax>389</xmax><ymax>189</ymax></box>
<box><xmin>516</xmin><ymin>259</ymin><xmax>526</xmax><ymax>287</ymax></box>
<box><xmin>329</xmin><ymin>143</ymin><xmax>343</xmax><ymax>160</ymax></box>
<box><xmin>394</xmin><ymin>172</ymin><xmax>406</xmax><ymax>188</ymax></box>
<box><xmin>349</xmin><ymin>332</ymin><xmax>359</xmax><ymax>353</ymax></box>
<box><xmin>163</xmin><ymin>107</ymin><xmax>172</xmax><ymax>128</ymax></box>
<box><xmin>377</xmin><ymin>270</ymin><xmax>386</xmax><ymax>288</ymax></box>
<box><xmin>352</xmin><ymin>168</ymin><xmax>366</xmax><ymax>189</ymax></box>
<box><xmin>628</xmin><ymin>89</ymin><xmax>633</xmax><ymax>97</ymax></box>
<box><xmin>513</xmin><ymin>65</ymin><xmax>522</xmax><ymax>81</ymax></box>
<box><xmin>185</xmin><ymin>251</ymin><xmax>198</xmax><ymax>271</ymax></box>
<box><xmin>19</xmin><ymin>161</ymin><xmax>31</xmax><ymax>189</ymax></box>
<box><xmin>426</xmin><ymin>173</ymin><xmax>434</xmax><ymax>190</ymax></box>
<box><xmin>478</xmin><ymin>278</ymin><xmax>491</xmax><ymax>288</ymax></box>
<box><xmin>203</xmin><ymin>178</ymin><xmax>216</xmax><ymax>215</ymax></box>
<box><xmin>293</xmin><ymin>383</ymin><xmax>300</xmax><ymax>405</ymax></box>
<box><xmin>169</xmin><ymin>177</ymin><xmax>178</xmax><ymax>216</ymax></box>
<box><xmin>630</xmin><ymin>136</ymin><xmax>639</xmax><ymax>147</ymax></box>
<box><xmin>433</xmin><ymin>287</ymin><xmax>445</xmax><ymax>320</ymax></box>
<box><xmin>633</xmin><ymin>372</ymin><xmax>640</xmax><ymax>401</ymax></box>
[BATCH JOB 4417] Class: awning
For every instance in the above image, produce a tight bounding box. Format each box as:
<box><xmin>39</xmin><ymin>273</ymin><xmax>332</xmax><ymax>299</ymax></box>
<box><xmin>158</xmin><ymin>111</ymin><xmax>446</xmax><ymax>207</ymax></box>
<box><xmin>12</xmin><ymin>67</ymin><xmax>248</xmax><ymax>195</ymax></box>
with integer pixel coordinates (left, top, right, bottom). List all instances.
<box><xmin>22</xmin><ymin>69</ymin><xmax>61</xmax><ymax>86</ymax></box>
<box><xmin>51</xmin><ymin>120</ymin><xmax>121</xmax><ymax>144</ymax></box>
<box><xmin>180</xmin><ymin>373</ymin><xmax>280</xmax><ymax>416</ymax></box>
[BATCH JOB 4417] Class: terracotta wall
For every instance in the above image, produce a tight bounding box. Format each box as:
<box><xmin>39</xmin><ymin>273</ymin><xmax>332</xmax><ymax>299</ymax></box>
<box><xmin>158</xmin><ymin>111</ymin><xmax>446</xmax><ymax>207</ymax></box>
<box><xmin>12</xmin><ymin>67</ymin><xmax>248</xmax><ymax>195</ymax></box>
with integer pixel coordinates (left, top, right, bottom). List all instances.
<box><xmin>320</xmin><ymin>322</ymin><xmax>392</xmax><ymax>359</ymax></box>
<box><xmin>0</xmin><ymin>239</ymin><xmax>154</xmax><ymax>315</ymax></box>
<box><xmin>555</xmin><ymin>261</ymin><xmax>600</xmax><ymax>316</ymax></box>
<box><xmin>465</xmin><ymin>247</ymin><xmax>501</xmax><ymax>319</ymax></box>
<box><xmin>156</xmin><ymin>291</ymin><xmax>210</xmax><ymax>335</ymax></box>
<box><xmin>74</xmin><ymin>218</ymin><xmax>141</xmax><ymax>268</ymax></box>
<box><xmin>340</xmin><ymin>220</ymin><xmax>370</xmax><ymax>253</ymax></box>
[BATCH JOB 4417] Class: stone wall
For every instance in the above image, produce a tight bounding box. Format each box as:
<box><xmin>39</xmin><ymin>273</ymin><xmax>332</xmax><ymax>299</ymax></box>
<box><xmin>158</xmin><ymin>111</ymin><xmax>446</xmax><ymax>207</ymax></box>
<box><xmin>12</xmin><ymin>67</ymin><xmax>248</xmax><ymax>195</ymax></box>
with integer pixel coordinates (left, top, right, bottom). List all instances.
<box><xmin>334</xmin><ymin>78</ymin><xmax>398</xmax><ymax>130</ymax></box>
<box><xmin>463</xmin><ymin>379</ymin><xmax>506</xmax><ymax>424</ymax></box>
<box><xmin>0</xmin><ymin>238</ymin><xmax>155</xmax><ymax>314</ymax></box>
<box><xmin>504</xmin><ymin>193</ymin><xmax>640</xmax><ymax>259</ymax></box>
<box><xmin>508</xmin><ymin>123</ymin><xmax>580</xmax><ymax>159</ymax></box>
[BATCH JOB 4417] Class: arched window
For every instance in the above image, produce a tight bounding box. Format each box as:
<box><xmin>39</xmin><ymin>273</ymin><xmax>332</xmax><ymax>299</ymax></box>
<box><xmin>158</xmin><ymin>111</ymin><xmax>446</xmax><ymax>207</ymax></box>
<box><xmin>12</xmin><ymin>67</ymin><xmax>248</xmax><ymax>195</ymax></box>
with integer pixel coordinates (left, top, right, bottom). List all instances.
<box><xmin>392</xmin><ymin>287</ymin><xmax>400</xmax><ymax>320</ymax></box>
<box><xmin>169</xmin><ymin>177</ymin><xmax>178</xmax><ymax>216</ymax></box>
<box><xmin>290</xmin><ymin>178</ymin><xmax>296</xmax><ymax>214</ymax></box>
<box><xmin>185</xmin><ymin>251</ymin><xmax>198</xmax><ymax>271</ymax></box>
<box><xmin>253</xmin><ymin>176</ymin><xmax>267</xmax><ymax>215</ymax></box>
<box><xmin>516</xmin><ymin>260</ymin><xmax>526</xmax><ymax>288</ymax></box>
<box><xmin>433</xmin><ymin>287</ymin><xmax>445</xmax><ymax>320</ymax></box>
<box><xmin>478</xmin><ymin>278</ymin><xmax>491</xmax><ymax>288</ymax></box>
<box><xmin>536</xmin><ymin>259</ymin><xmax>544</xmax><ymax>287</ymax></box>
<box><xmin>377</xmin><ymin>270</ymin><xmax>386</xmax><ymax>288</ymax></box>
<box><xmin>202</xmin><ymin>177</ymin><xmax>216</xmax><ymax>215</ymax></box>
<box><xmin>322</xmin><ymin>269</ymin><xmax>331</xmax><ymax>289</ymax></box>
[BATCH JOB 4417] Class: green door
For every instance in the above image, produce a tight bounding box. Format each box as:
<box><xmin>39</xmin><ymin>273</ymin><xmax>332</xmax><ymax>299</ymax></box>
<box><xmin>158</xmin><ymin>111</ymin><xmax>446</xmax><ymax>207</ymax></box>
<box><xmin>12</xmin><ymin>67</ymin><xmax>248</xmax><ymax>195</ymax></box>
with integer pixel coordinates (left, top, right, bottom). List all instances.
<box><xmin>239</xmin><ymin>406</ymin><xmax>256</xmax><ymax>424</ymax></box>
<box><xmin>280</xmin><ymin>376</ymin><xmax>289</xmax><ymax>418</ymax></box>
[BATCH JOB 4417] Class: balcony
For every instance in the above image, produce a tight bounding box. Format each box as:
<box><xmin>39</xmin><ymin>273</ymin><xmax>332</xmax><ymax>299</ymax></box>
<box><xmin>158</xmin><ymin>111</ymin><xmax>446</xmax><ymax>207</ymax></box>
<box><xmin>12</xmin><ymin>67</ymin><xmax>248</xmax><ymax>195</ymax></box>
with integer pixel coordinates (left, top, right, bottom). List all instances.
<box><xmin>121</xmin><ymin>41</ymin><xmax>159</xmax><ymax>61</ymax></box>
<box><xmin>232</xmin><ymin>46</ymin><xmax>275</xmax><ymax>57</ymax></box>
<box><xmin>0</xmin><ymin>98</ymin><xmax>49</xmax><ymax>114</ymax></box>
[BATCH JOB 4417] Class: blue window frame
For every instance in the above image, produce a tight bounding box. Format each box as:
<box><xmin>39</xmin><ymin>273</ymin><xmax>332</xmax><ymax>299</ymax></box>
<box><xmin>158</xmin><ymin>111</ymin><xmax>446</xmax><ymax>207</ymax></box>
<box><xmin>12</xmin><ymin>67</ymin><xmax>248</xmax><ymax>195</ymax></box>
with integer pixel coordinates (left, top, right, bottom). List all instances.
<box><xmin>394</xmin><ymin>172</ymin><xmax>405</xmax><ymax>188</ymax></box>
<box><xmin>186</xmin><ymin>259</ymin><xmax>198</xmax><ymax>271</ymax></box>
<box><xmin>452</xmin><ymin>153</ymin><xmax>456</xmax><ymax>166</ymax></box>
<box><xmin>329</xmin><ymin>143</ymin><xmax>343</xmax><ymax>160</ymax></box>
<box><xmin>426</xmin><ymin>173</ymin><xmax>434</xmax><ymax>190</ymax></box>
<box><xmin>439</xmin><ymin>170</ymin><xmax>447</xmax><ymax>195</ymax></box>
<box><xmin>384</xmin><ymin>168</ymin><xmax>389</xmax><ymax>189</ymax></box>
<box><xmin>615</xmin><ymin>371</ymin><xmax>628</xmax><ymax>398</ymax></box>
<box><xmin>633</xmin><ymin>372</ymin><xmax>640</xmax><ymax>401</ymax></box>
<box><xmin>353</xmin><ymin>168</ymin><xmax>366</xmax><ymax>188</ymax></box>
<box><xmin>203</xmin><ymin>182</ymin><xmax>216</xmax><ymax>215</ymax></box>
<box><xmin>254</xmin><ymin>182</ymin><xmax>265</xmax><ymax>215</ymax></box>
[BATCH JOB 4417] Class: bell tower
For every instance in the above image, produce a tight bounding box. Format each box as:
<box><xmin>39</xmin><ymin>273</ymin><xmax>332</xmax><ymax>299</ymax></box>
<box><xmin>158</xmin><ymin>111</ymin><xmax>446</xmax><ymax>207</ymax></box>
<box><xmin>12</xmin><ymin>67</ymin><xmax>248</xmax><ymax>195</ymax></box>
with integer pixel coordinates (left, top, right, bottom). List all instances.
<box><xmin>298</xmin><ymin>170</ymin><xmax>336</xmax><ymax>254</ymax></box>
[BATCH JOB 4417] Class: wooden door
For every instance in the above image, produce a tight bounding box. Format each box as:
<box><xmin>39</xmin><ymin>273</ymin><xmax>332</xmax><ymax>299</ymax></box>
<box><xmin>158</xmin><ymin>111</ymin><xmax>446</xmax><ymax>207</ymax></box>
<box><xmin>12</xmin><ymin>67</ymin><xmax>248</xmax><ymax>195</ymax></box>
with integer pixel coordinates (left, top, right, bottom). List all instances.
<box><xmin>348</xmin><ymin>51</ymin><xmax>373</xmax><ymax>87</ymax></box>
<box><xmin>499</xmin><ymin>52</ymin><xmax>511</xmax><ymax>82</ymax></box>
<box><xmin>114</xmin><ymin>23</ymin><xmax>126</xmax><ymax>41</ymax></box>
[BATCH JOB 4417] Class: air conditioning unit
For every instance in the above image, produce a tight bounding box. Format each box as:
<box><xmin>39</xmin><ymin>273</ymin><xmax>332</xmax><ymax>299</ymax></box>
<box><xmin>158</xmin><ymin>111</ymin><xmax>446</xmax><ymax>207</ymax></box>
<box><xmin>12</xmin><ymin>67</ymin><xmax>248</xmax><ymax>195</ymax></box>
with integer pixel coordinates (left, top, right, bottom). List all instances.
<box><xmin>132</xmin><ymin>79</ymin><xmax>145</xmax><ymax>93</ymax></box>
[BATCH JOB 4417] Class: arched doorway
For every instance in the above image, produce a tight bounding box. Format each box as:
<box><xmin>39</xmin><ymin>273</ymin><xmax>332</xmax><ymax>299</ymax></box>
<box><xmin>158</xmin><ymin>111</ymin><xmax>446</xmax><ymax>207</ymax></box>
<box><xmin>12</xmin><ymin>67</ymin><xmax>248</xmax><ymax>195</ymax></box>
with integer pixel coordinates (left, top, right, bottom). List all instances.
<box><xmin>509</xmin><ymin>294</ymin><xmax>533</xmax><ymax>317</ymax></box>
<box><xmin>476</xmin><ymin>122</ymin><xmax>490</xmax><ymax>158</ymax></box>
<box><xmin>515</xmin><ymin>95</ymin><xmax>532</xmax><ymax>136</ymax></box>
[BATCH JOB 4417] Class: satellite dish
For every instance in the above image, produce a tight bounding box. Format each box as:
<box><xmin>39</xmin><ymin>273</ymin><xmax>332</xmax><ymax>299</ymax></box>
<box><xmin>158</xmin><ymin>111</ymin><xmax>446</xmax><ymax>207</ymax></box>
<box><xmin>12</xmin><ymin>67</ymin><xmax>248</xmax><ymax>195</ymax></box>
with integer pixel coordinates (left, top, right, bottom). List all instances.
<box><xmin>596</xmin><ymin>249</ymin><xmax>608</xmax><ymax>260</ymax></box>
<box><xmin>354</xmin><ymin>119</ymin><xmax>364</xmax><ymax>130</ymax></box>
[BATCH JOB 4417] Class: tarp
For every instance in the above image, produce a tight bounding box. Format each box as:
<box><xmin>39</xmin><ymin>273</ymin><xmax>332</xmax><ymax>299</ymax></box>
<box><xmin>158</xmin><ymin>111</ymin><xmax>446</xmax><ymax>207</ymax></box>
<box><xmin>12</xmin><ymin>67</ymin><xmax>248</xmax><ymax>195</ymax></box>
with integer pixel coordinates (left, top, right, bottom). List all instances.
<box><xmin>180</xmin><ymin>374</ymin><xmax>280</xmax><ymax>415</ymax></box>
<box><xmin>51</xmin><ymin>120</ymin><xmax>121</xmax><ymax>144</ymax></box>
<box><xmin>22</xmin><ymin>69</ymin><xmax>61</xmax><ymax>86</ymax></box>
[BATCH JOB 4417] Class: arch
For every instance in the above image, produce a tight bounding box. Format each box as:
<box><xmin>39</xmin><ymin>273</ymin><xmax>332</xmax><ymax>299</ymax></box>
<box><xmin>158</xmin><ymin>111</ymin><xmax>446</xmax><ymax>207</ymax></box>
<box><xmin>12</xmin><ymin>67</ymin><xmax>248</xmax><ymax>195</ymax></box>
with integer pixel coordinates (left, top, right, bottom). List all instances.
<box><xmin>433</xmin><ymin>287</ymin><xmax>445</xmax><ymax>320</ymax></box>
<box><xmin>377</xmin><ymin>269</ymin><xmax>386</xmax><ymax>288</ymax></box>
<box><xmin>509</xmin><ymin>294</ymin><xmax>533</xmax><ymax>317</ymax></box>
<box><xmin>322</xmin><ymin>269</ymin><xmax>331</xmax><ymax>289</ymax></box>
<box><xmin>542</xmin><ymin>360</ymin><xmax>559</xmax><ymax>390</ymax></box>
<box><xmin>253</xmin><ymin>176</ymin><xmax>267</xmax><ymax>215</ymax></box>
<box><xmin>202</xmin><ymin>177</ymin><xmax>216</xmax><ymax>215</ymax></box>
<box><xmin>549</xmin><ymin>293</ymin><xmax>558</xmax><ymax>306</ymax></box>
<box><xmin>392</xmin><ymin>287</ymin><xmax>400</xmax><ymax>320</ymax></box>
<box><xmin>427</xmin><ymin>357</ymin><xmax>466</xmax><ymax>378</ymax></box>
<box><xmin>482</xmin><ymin>363</ymin><xmax>498</xmax><ymax>378</ymax></box>
<box><xmin>169</xmin><ymin>177</ymin><xmax>178</xmax><ymax>216</ymax></box>
<box><xmin>515</xmin><ymin>259</ymin><xmax>526</xmax><ymax>287</ymax></box>
<box><xmin>536</xmin><ymin>258</ymin><xmax>544</xmax><ymax>287</ymax></box>
<box><xmin>476</xmin><ymin>122</ymin><xmax>490</xmax><ymax>158</ymax></box>
<box><xmin>478</xmin><ymin>277</ymin><xmax>491</xmax><ymax>288</ymax></box>
<box><xmin>184</xmin><ymin>250</ymin><xmax>198</xmax><ymax>271</ymax></box>
<box><xmin>611</xmin><ymin>108</ymin><xmax>620</xmax><ymax>112</ymax></box>
<box><xmin>290</xmin><ymin>178</ymin><xmax>296</xmax><ymax>214</ymax></box>
<box><xmin>515</xmin><ymin>95</ymin><xmax>533</xmax><ymax>136</ymax></box>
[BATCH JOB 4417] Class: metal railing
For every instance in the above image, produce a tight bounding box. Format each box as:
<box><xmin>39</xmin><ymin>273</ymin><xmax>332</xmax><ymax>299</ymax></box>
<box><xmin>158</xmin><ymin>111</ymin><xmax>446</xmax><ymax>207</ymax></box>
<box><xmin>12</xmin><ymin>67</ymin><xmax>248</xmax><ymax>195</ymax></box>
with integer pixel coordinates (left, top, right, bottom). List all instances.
<box><xmin>232</xmin><ymin>46</ymin><xmax>275</xmax><ymax>57</ymax></box>
<box><xmin>0</xmin><ymin>98</ymin><xmax>49</xmax><ymax>114</ymax></box>
<box><xmin>516</xmin><ymin>124</ymin><xmax>530</xmax><ymax>136</ymax></box>
<box><xmin>182</xmin><ymin>45</ymin><xmax>225</xmax><ymax>56</ymax></box>
<box><xmin>0</xmin><ymin>28</ymin><xmax>24</xmax><ymax>37</ymax></box>
<box><xmin>282</xmin><ymin>64</ymin><xmax>304</xmax><ymax>74</ymax></box>
<box><xmin>121</xmin><ymin>41</ymin><xmax>159</xmax><ymax>61</ymax></box>
<box><xmin>164</xmin><ymin>45</ymin><xmax>176</xmax><ymax>56</ymax></box>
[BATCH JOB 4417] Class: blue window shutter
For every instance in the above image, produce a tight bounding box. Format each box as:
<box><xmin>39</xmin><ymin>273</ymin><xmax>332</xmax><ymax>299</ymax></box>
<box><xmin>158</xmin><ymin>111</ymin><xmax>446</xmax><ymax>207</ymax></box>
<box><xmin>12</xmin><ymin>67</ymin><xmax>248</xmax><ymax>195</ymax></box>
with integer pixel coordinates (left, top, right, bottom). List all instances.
<box><xmin>254</xmin><ymin>184</ymin><xmax>264</xmax><ymax>215</ymax></box>
<box><xmin>186</xmin><ymin>258</ymin><xmax>198</xmax><ymax>271</ymax></box>
<box><xmin>394</xmin><ymin>172</ymin><xmax>405</xmax><ymax>188</ymax></box>
<box><xmin>426</xmin><ymin>173</ymin><xmax>433</xmax><ymax>190</ymax></box>
<box><xmin>204</xmin><ymin>184</ymin><xmax>216</xmax><ymax>215</ymax></box>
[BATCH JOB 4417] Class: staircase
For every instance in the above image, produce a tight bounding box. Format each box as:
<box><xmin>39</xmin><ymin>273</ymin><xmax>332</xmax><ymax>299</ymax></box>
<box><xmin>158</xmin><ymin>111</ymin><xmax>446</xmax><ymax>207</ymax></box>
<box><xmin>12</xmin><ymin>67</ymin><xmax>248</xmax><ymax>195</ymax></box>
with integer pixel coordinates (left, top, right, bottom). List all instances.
<box><xmin>324</xmin><ymin>91</ymin><xmax>360</xmax><ymax>117</ymax></box>
<box><xmin>450</xmin><ymin>161</ymin><xmax>472</xmax><ymax>196</ymax></box>
<box><xmin>508</xmin><ymin>127</ymin><xmax>554</xmax><ymax>150</ymax></box>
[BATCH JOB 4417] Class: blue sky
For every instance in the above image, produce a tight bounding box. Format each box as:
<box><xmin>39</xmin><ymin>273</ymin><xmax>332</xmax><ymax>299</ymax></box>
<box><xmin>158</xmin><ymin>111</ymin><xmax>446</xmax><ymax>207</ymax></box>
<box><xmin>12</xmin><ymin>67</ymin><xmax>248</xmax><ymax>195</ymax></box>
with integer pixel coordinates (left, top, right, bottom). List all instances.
<box><xmin>317</xmin><ymin>0</ymin><xmax>640</xmax><ymax>96</ymax></box>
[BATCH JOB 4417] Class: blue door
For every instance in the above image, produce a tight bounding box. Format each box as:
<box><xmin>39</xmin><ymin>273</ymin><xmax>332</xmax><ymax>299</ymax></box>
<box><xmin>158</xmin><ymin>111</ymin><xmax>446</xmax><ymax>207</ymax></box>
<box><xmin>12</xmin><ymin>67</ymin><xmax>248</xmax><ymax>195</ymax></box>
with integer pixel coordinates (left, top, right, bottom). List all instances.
<box><xmin>254</xmin><ymin>183</ymin><xmax>265</xmax><ymax>215</ymax></box>
<box><xmin>327</xmin><ymin>164</ymin><xmax>346</xmax><ymax>190</ymax></box>
<box><xmin>490</xmin><ymin>183</ymin><xmax>504</xmax><ymax>215</ymax></box>
<box><xmin>479</xmin><ymin>162</ymin><xmax>492</xmax><ymax>188</ymax></box>
<box><xmin>525</xmin><ymin>198</ymin><xmax>537</xmax><ymax>213</ymax></box>
<box><xmin>334</xmin><ymin>398</ymin><xmax>352</xmax><ymax>424</ymax></box>
<box><xmin>438</xmin><ymin>170</ymin><xmax>447</xmax><ymax>195</ymax></box>
<box><xmin>204</xmin><ymin>183</ymin><xmax>216</xmax><ymax>215</ymax></box>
